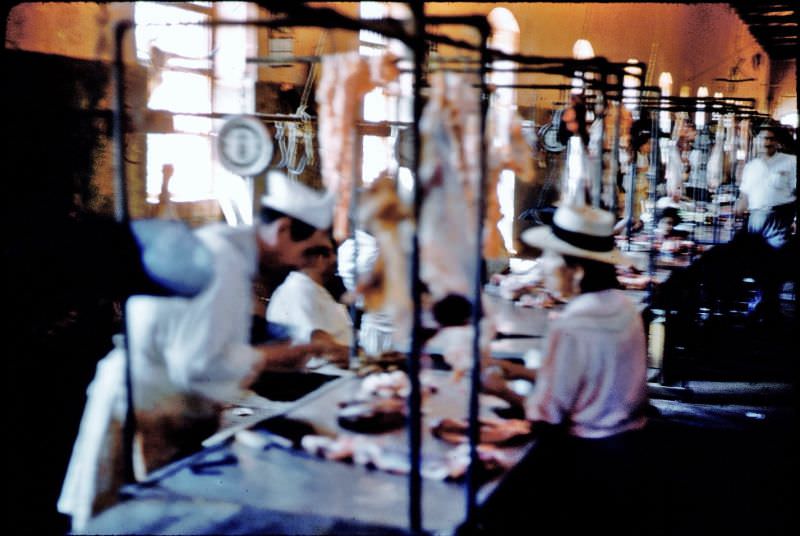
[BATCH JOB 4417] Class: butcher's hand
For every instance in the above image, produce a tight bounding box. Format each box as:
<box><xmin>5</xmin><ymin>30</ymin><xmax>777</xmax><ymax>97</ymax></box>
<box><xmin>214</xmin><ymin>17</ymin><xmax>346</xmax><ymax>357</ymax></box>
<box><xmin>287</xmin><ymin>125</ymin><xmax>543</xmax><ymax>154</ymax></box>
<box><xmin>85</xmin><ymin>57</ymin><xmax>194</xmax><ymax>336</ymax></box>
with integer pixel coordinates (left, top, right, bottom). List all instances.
<box><xmin>310</xmin><ymin>330</ymin><xmax>351</xmax><ymax>369</ymax></box>
<box><xmin>483</xmin><ymin>357</ymin><xmax>537</xmax><ymax>382</ymax></box>
<box><xmin>481</xmin><ymin>365</ymin><xmax>526</xmax><ymax>410</ymax></box>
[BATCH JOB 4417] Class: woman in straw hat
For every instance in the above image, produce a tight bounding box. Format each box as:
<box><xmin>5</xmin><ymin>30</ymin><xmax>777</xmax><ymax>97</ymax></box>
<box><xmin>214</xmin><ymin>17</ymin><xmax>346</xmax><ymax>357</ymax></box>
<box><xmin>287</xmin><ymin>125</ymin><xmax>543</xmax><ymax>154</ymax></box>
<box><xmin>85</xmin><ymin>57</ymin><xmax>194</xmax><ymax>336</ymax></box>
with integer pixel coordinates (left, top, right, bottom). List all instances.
<box><xmin>478</xmin><ymin>204</ymin><xmax>649</xmax><ymax>534</ymax></box>
<box><xmin>519</xmin><ymin>203</ymin><xmax>649</xmax><ymax>435</ymax></box>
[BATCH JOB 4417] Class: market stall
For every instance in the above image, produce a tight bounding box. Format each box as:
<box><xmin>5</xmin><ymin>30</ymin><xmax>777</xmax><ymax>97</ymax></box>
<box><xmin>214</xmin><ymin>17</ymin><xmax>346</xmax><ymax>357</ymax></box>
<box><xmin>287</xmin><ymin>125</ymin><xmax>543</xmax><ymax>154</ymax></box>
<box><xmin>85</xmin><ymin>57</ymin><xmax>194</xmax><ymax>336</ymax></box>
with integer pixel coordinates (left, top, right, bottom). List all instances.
<box><xmin>77</xmin><ymin>2</ymin><xmax>788</xmax><ymax>535</ymax></box>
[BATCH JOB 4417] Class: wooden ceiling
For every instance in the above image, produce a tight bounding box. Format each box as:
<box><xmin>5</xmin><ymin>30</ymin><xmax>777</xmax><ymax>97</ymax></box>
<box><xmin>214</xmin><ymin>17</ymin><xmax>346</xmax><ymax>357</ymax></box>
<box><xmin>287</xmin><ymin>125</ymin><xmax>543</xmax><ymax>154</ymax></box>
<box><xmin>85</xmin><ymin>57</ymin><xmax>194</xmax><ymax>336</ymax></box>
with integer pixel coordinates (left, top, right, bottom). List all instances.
<box><xmin>729</xmin><ymin>1</ymin><xmax>798</xmax><ymax>60</ymax></box>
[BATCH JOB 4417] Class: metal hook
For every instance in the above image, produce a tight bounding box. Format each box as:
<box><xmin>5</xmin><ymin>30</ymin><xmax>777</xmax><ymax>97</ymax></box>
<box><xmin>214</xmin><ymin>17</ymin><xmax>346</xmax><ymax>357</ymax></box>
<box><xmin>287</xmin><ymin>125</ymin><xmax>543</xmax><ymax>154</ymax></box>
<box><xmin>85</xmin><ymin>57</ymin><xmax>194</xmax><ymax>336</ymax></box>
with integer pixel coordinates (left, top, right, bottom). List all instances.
<box><xmin>287</xmin><ymin>153</ymin><xmax>308</xmax><ymax>177</ymax></box>
<box><xmin>274</xmin><ymin>123</ymin><xmax>288</xmax><ymax>168</ymax></box>
<box><xmin>285</xmin><ymin>125</ymin><xmax>306</xmax><ymax>176</ymax></box>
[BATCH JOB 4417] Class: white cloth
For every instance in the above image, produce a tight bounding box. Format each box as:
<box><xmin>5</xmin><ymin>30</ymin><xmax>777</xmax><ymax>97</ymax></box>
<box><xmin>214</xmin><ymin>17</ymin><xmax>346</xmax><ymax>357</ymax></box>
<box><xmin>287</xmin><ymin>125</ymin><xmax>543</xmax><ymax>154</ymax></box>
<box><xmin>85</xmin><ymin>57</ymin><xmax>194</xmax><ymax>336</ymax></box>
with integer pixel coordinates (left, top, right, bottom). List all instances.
<box><xmin>126</xmin><ymin>224</ymin><xmax>262</xmax><ymax>407</ymax></box>
<box><xmin>336</xmin><ymin>230</ymin><xmax>395</xmax><ymax>353</ymax></box>
<box><xmin>57</xmin><ymin>345</ymin><xmax>126</xmax><ymax>533</ymax></box>
<box><xmin>739</xmin><ymin>152</ymin><xmax>796</xmax><ymax>210</ymax></box>
<box><xmin>58</xmin><ymin>224</ymin><xmax>266</xmax><ymax>529</ymax></box>
<box><xmin>525</xmin><ymin>289</ymin><xmax>648</xmax><ymax>438</ymax></box>
<box><xmin>267</xmin><ymin>271</ymin><xmax>353</xmax><ymax>346</ymax></box>
<box><xmin>336</xmin><ymin>230</ymin><xmax>380</xmax><ymax>293</ymax></box>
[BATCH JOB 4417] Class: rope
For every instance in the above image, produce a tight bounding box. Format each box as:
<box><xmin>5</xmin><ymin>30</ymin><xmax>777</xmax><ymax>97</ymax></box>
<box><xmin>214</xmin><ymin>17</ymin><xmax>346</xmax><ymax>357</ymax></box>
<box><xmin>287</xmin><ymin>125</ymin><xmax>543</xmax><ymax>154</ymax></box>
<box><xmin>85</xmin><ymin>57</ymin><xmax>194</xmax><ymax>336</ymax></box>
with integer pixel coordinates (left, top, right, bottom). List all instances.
<box><xmin>286</xmin><ymin>32</ymin><xmax>327</xmax><ymax>177</ymax></box>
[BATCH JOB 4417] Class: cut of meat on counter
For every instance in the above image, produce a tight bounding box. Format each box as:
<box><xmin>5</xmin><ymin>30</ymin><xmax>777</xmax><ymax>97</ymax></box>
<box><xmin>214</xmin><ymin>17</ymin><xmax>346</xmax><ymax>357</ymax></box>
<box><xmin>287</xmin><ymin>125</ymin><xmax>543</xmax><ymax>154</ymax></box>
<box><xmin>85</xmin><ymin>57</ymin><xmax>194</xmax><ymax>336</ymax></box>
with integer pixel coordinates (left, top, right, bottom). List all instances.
<box><xmin>431</xmin><ymin>417</ymin><xmax>532</xmax><ymax>446</ymax></box>
<box><xmin>337</xmin><ymin>397</ymin><xmax>407</xmax><ymax>433</ymax></box>
<box><xmin>356</xmin><ymin>370</ymin><xmax>438</xmax><ymax>401</ymax></box>
<box><xmin>616</xmin><ymin>265</ymin><xmax>654</xmax><ymax>290</ymax></box>
<box><xmin>317</xmin><ymin>52</ymin><xmax>399</xmax><ymax>242</ymax></box>
<box><xmin>300</xmin><ymin>434</ymin><xmax>512</xmax><ymax>482</ymax></box>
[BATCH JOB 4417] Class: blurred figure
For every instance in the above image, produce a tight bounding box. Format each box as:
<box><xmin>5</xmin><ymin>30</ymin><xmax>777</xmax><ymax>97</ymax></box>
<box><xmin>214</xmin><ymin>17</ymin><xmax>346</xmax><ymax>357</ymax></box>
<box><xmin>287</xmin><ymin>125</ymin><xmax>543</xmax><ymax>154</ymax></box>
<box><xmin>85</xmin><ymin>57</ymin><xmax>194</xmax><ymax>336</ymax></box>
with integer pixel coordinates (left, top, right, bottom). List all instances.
<box><xmin>478</xmin><ymin>205</ymin><xmax>648</xmax><ymax>535</ymax></box>
<box><xmin>337</xmin><ymin>229</ymin><xmax>396</xmax><ymax>357</ymax></box>
<box><xmin>267</xmin><ymin>232</ymin><xmax>352</xmax><ymax>368</ymax></box>
<box><xmin>736</xmin><ymin>125</ymin><xmax>796</xmax><ymax>248</ymax></box>
<box><xmin>58</xmin><ymin>172</ymin><xmax>335</xmax><ymax>531</ymax></box>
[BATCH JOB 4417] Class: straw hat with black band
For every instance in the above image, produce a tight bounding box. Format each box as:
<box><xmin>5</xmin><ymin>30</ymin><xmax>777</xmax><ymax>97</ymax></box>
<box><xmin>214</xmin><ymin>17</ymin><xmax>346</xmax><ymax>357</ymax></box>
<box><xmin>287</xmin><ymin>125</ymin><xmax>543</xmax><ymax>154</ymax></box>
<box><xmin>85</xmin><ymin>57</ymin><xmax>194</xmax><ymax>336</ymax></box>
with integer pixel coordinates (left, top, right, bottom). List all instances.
<box><xmin>521</xmin><ymin>205</ymin><xmax>633</xmax><ymax>266</ymax></box>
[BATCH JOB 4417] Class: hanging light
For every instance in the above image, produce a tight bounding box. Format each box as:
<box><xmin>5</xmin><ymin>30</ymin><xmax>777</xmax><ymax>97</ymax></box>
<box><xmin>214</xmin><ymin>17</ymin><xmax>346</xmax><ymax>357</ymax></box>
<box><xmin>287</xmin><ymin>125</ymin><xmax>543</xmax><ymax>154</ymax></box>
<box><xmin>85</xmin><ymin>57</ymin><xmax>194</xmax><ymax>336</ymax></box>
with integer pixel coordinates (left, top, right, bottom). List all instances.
<box><xmin>658</xmin><ymin>72</ymin><xmax>673</xmax><ymax>133</ymax></box>
<box><xmin>711</xmin><ymin>91</ymin><xmax>724</xmax><ymax>121</ymax></box>
<box><xmin>679</xmin><ymin>85</ymin><xmax>691</xmax><ymax>98</ymax></box>
<box><xmin>571</xmin><ymin>39</ymin><xmax>595</xmax><ymax>95</ymax></box>
<box><xmin>696</xmin><ymin>86</ymin><xmax>708</xmax><ymax>128</ymax></box>
<box><xmin>572</xmin><ymin>39</ymin><xmax>595</xmax><ymax>60</ymax></box>
<box><xmin>623</xmin><ymin>58</ymin><xmax>642</xmax><ymax>114</ymax></box>
<box><xmin>658</xmin><ymin>72</ymin><xmax>673</xmax><ymax>95</ymax></box>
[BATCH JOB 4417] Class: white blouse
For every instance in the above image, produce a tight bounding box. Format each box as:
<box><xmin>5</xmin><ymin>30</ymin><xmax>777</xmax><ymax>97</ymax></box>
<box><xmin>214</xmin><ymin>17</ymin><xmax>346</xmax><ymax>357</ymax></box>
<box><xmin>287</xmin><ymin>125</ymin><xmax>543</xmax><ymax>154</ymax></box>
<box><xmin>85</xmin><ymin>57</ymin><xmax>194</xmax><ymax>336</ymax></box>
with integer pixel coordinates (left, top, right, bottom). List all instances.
<box><xmin>525</xmin><ymin>289</ymin><xmax>648</xmax><ymax>438</ymax></box>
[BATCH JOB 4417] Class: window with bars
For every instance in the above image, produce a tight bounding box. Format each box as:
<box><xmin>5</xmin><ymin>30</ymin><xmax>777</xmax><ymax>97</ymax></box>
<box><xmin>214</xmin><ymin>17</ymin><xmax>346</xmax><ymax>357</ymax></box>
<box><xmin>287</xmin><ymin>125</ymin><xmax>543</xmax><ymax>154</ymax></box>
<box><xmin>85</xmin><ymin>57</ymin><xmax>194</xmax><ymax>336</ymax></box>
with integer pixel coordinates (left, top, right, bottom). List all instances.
<box><xmin>134</xmin><ymin>2</ymin><xmax>257</xmax><ymax>226</ymax></box>
<box><xmin>135</xmin><ymin>1</ymin><xmax>215</xmax><ymax>203</ymax></box>
<box><xmin>359</xmin><ymin>2</ymin><xmax>401</xmax><ymax>186</ymax></box>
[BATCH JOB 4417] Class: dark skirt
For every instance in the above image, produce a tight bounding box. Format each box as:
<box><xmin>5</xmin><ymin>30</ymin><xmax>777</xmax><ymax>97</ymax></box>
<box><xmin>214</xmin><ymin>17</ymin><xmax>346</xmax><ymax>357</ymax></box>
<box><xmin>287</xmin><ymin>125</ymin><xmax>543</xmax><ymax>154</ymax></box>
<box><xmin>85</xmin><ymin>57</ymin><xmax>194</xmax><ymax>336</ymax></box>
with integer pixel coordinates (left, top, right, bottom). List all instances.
<box><xmin>470</xmin><ymin>425</ymin><xmax>650</xmax><ymax>535</ymax></box>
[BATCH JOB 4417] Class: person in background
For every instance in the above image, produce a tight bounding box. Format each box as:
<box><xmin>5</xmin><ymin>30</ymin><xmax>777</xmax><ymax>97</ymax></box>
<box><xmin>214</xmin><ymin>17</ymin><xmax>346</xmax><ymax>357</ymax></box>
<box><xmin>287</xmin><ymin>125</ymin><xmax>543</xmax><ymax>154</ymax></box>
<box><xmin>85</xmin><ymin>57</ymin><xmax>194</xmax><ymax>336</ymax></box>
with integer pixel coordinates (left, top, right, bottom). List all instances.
<box><xmin>685</xmin><ymin>127</ymin><xmax>714</xmax><ymax>204</ymax></box>
<box><xmin>655</xmin><ymin>205</ymin><xmax>689</xmax><ymax>240</ymax></box>
<box><xmin>632</xmin><ymin>130</ymin><xmax>653</xmax><ymax>231</ymax></box>
<box><xmin>58</xmin><ymin>171</ymin><xmax>336</xmax><ymax>531</ymax></box>
<box><xmin>478</xmin><ymin>204</ymin><xmax>649</xmax><ymax>535</ymax></box>
<box><xmin>735</xmin><ymin>124</ymin><xmax>796</xmax><ymax>249</ymax></box>
<box><xmin>613</xmin><ymin>129</ymin><xmax>652</xmax><ymax>235</ymax></box>
<box><xmin>267</xmin><ymin>232</ymin><xmax>352</xmax><ymax>368</ymax></box>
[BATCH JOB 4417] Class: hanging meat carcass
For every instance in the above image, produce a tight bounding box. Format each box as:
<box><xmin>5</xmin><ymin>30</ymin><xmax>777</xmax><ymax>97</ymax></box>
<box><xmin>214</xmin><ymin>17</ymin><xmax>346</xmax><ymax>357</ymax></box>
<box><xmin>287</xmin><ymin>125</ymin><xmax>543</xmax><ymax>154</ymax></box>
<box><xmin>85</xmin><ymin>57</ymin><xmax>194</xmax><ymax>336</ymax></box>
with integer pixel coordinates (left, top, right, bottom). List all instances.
<box><xmin>351</xmin><ymin>175</ymin><xmax>413</xmax><ymax>347</ymax></box>
<box><xmin>705</xmin><ymin>120</ymin><xmax>725</xmax><ymax>191</ymax></box>
<box><xmin>317</xmin><ymin>52</ymin><xmax>399</xmax><ymax>242</ymax></box>
<box><xmin>665</xmin><ymin>117</ymin><xmax>687</xmax><ymax>200</ymax></box>
<box><xmin>418</xmin><ymin>72</ymin><xmax>481</xmax><ymax>301</ymax></box>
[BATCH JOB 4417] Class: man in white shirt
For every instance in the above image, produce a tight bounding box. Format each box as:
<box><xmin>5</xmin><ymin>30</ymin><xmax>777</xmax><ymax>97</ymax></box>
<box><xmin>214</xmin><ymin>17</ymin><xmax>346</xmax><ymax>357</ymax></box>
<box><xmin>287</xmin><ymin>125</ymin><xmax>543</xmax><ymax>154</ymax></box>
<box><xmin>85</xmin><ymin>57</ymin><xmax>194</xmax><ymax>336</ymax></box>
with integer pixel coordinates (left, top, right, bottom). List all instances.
<box><xmin>736</xmin><ymin>126</ymin><xmax>797</xmax><ymax>248</ymax></box>
<box><xmin>267</xmin><ymin>234</ymin><xmax>352</xmax><ymax>367</ymax></box>
<box><xmin>59</xmin><ymin>172</ymin><xmax>337</xmax><ymax>530</ymax></box>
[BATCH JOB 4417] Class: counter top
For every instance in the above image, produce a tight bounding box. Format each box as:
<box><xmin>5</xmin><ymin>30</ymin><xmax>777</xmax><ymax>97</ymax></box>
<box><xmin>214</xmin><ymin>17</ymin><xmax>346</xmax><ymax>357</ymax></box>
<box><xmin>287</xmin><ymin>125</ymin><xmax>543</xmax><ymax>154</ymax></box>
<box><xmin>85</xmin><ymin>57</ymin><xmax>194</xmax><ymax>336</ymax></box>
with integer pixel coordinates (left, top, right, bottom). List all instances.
<box><xmin>87</xmin><ymin>371</ymin><xmax>536</xmax><ymax>535</ymax></box>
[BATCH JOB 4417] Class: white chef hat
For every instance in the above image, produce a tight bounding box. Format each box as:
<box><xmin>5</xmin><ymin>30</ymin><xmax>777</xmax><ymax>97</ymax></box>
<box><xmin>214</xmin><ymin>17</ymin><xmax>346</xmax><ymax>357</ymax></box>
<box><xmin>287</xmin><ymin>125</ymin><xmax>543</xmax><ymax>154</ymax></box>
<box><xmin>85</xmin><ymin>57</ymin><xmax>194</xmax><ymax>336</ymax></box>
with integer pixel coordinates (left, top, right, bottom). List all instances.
<box><xmin>260</xmin><ymin>170</ymin><xmax>334</xmax><ymax>230</ymax></box>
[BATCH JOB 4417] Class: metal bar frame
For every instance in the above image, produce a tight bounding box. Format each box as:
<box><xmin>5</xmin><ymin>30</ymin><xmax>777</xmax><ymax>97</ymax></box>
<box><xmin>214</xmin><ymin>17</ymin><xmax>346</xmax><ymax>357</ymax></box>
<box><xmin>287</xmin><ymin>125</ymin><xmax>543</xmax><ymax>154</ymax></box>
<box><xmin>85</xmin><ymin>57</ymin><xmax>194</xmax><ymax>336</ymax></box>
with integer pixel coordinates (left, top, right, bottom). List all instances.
<box><xmin>111</xmin><ymin>4</ymin><xmax>769</xmax><ymax>533</ymax></box>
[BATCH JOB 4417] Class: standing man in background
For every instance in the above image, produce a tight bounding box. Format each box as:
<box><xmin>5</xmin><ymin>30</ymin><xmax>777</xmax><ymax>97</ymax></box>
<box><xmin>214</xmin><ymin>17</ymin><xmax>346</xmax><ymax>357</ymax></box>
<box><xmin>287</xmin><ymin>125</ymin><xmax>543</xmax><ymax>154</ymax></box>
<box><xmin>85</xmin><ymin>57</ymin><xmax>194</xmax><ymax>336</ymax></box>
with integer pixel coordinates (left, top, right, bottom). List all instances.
<box><xmin>736</xmin><ymin>124</ymin><xmax>797</xmax><ymax>249</ymax></box>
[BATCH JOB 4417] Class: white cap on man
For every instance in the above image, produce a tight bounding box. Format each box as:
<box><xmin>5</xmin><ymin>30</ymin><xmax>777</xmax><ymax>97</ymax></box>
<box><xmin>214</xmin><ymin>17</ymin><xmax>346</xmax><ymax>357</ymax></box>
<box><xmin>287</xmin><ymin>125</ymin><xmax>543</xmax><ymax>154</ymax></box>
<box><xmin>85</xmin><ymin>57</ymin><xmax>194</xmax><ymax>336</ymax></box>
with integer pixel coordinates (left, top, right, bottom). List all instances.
<box><xmin>260</xmin><ymin>170</ymin><xmax>333</xmax><ymax>230</ymax></box>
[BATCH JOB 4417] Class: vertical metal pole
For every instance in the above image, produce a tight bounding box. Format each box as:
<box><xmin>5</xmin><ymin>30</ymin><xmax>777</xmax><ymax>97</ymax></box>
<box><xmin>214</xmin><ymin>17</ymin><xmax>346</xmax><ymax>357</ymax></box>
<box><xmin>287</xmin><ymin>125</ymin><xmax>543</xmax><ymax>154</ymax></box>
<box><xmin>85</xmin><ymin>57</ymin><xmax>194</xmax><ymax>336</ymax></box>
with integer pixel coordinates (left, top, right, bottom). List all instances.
<box><xmin>727</xmin><ymin>114</ymin><xmax>739</xmax><ymax>243</ymax></box>
<box><xmin>592</xmin><ymin>95</ymin><xmax>605</xmax><ymax>208</ymax></box>
<box><xmin>407</xmin><ymin>3</ymin><xmax>425</xmax><ymax>533</ymax></box>
<box><xmin>113</xmin><ymin>20</ymin><xmax>137</xmax><ymax>484</ymax></box>
<box><xmin>646</xmin><ymin>107</ymin><xmax>660</xmax><ymax>303</ymax></box>
<box><xmin>113</xmin><ymin>21</ymin><xmax>132</xmax><ymax>225</ymax></box>
<box><xmin>609</xmin><ymin>96</ymin><xmax>623</xmax><ymax>216</ymax></box>
<box><xmin>694</xmin><ymin>123</ymin><xmax>710</xmax><ymax>251</ymax></box>
<box><xmin>349</xmin><ymin>127</ymin><xmax>362</xmax><ymax>366</ymax></box>
<box><xmin>466</xmin><ymin>26</ymin><xmax>490</xmax><ymax>525</ymax></box>
<box><xmin>624</xmin><ymin>151</ymin><xmax>636</xmax><ymax>242</ymax></box>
